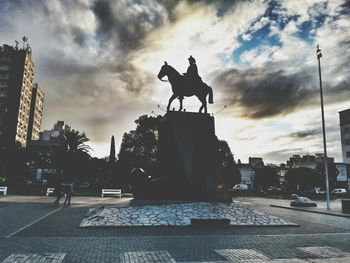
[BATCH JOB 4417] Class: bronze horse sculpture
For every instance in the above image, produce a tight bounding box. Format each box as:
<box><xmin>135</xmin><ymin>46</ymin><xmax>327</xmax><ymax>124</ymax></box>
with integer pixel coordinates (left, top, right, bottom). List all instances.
<box><xmin>157</xmin><ymin>62</ymin><xmax>213</xmax><ymax>113</ymax></box>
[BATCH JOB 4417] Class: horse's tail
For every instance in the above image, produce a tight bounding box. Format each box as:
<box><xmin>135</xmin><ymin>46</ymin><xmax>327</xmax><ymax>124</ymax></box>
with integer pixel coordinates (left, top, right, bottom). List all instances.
<box><xmin>207</xmin><ymin>85</ymin><xmax>214</xmax><ymax>104</ymax></box>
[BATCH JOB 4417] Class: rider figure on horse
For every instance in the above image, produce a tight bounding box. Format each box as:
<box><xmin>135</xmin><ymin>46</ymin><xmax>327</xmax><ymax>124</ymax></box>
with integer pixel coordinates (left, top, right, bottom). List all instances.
<box><xmin>157</xmin><ymin>58</ymin><xmax>214</xmax><ymax>113</ymax></box>
<box><xmin>184</xmin><ymin>56</ymin><xmax>202</xmax><ymax>91</ymax></box>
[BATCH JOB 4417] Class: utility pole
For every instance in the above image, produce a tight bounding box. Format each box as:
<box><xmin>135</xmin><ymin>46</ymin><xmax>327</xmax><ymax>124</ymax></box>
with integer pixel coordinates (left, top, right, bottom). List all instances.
<box><xmin>316</xmin><ymin>45</ymin><xmax>331</xmax><ymax>210</ymax></box>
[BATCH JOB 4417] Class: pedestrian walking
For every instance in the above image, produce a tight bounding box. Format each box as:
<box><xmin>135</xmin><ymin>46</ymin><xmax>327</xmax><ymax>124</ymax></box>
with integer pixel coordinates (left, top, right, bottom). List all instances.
<box><xmin>53</xmin><ymin>181</ymin><xmax>63</xmax><ymax>206</ymax></box>
<box><xmin>63</xmin><ymin>183</ymin><xmax>74</xmax><ymax>206</ymax></box>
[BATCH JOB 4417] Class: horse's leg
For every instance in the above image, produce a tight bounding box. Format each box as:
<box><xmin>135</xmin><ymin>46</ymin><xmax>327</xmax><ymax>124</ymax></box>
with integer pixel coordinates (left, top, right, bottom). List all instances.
<box><xmin>202</xmin><ymin>90</ymin><xmax>208</xmax><ymax>113</ymax></box>
<box><xmin>178</xmin><ymin>96</ymin><xmax>183</xmax><ymax>111</ymax></box>
<box><xmin>167</xmin><ymin>94</ymin><xmax>177</xmax><ymax>111</ymax></box>
<box><xmin>199</xmin><ymin>104</ymin><xmax>203</xmax><ymax>113</ymax></box>
<box><xmin>199</xmin><ymin>100</ymin><xmax>207</xmax><ymax>113</ymax></box>
<box><xmin>198</xmin><ymin>95</ymin><xmax>205</xmax><ymax>113</ymax></box>
<box><xmin>203</xmin><ymin>101</ymin><xmax>207</xmax><ymax>113</ymax></box>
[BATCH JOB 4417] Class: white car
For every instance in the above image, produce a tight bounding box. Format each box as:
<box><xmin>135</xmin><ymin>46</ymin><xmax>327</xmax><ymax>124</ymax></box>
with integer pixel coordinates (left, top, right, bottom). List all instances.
<box><xmin>331</xmin><ymin>188</ymin><xmax>347</xmax><ymax>194</ymax></box>
<box><xmin>232</xmin><ymin>184</ymin><xmax>248</xmax><ymax>192</ymax></box>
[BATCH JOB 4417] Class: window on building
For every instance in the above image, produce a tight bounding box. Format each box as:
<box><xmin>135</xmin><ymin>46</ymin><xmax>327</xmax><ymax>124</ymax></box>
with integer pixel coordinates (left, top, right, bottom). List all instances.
<box><xmin>344</xmin><ymin>127</ymin><xmax>350</xmax><ymax>133</ymax></box>
<box><xmin>347</xmin><ymin>152</ymin><xmax>350</xmax><ymax>158</ymax></box>
<box><xmin>0</xmin><ymin>74</ymin><xmax>9</xmax><ymax>80</ymax></box>
<box><xmin>0</xmin><ymin>57</ymin><xmax>10</xmax><ymax>63</ymax></box>
<box><xmin>0</xmin><ymin>88</ymin><xmax>6</xmax><ymax>97</ymax></box>
<box><xmin>0</xmin><ymin>65</ymin><xmax>9</xmax><ymax>70</ymax></box>
<box><xmin>0</xmin><ymin>103</ymin><xmax>6</xmax><ymax>113</ymax></box>
<box><xmin>345</xmin><ymin>139</ymin><xmax>350</xmax><ymax>145</ymax></box>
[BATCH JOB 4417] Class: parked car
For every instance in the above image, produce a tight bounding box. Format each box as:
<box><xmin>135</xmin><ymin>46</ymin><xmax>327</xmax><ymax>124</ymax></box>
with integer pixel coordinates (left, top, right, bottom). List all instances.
<box><xmin>232</xmin><ymin>184</ymin><xmax>248</xmax><ymax>192</ymax></box>
<box><xmin>331</xmin><ymin>188</ymin><xmax>347</xmax><ymax>194</ymax></box>
<box><xmin>300</xmin><ymin>188</ymin><xmax>324</xmax><ymax>195</ymax></box>
<box><xmin>312</xmin><ymin>187</ymin><xmax>325</xmax><ymax>194</ymax></box>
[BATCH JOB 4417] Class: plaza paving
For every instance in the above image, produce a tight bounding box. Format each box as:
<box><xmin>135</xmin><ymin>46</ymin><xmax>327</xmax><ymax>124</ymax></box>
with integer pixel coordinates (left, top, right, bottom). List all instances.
<box><xmin>0</xmin><ymin>195</ymin><xmax>349</xmax><ymax>262</ymax></box>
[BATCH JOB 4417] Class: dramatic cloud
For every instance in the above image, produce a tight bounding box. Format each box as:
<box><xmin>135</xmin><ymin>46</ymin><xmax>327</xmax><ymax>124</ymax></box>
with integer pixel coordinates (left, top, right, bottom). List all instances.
<box><xmin>0</xmin><ymin>0</ymin><xmax>349</xmax><ymax>163</ymax></box>
<box><xmin>212</xmin><ymin>68</ymin><xmax>317</xmax><ymax>119</ymax></box>
<box><xmin>92</xmin><ymin>0</ymin><xmax>167</xmax><ymax>51</ymax></box>
<box><xmin>288</xmin><ymin>129</ymin><xmax>320</xmax><ymax>139</ymax></box>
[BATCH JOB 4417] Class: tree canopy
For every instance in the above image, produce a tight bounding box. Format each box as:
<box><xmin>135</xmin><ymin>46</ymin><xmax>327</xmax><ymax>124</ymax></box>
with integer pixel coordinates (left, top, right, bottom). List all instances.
<box><xmin>59</xmin><ymin>129</ymin><xmax>91</xmax><ymax>153</ymax></box>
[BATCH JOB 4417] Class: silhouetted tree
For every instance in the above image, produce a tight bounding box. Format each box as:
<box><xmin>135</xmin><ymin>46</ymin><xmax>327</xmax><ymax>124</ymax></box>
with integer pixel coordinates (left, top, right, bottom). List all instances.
<box><xmin>285</xmin><ymin>164</ymin><xmax>338</xmax><ymax>192</ymax></box>
<box><xmin>109</xmin><ymin>135</ymin><xmax>116</xmax><ymax>164</ymax></box>
<box><xmin>0</xmin><ymin>145</ymin><xmax>32</xmax><ymax>186</ymax></box>
<box><xmin>315</xmin><ymin>162</ymin><xmax>338</xmax><ymax>190</ymax></box>
<box><xmin>119</xmin><ymin>115</ymin><xmax>161</xmax><ymax>167</ymax></box>
<box><xmin>254</xmin><ymin>166</ymin><xmax>279</xmax><ymax>190</ymax></box>
<box><xmin>118</xmin><ymin>115</ymin><xmax>162</xmax><ymax>185</ymax></box>
<box><xmin>217</xmin><ymin>140</ymin><xmax>240</xmax><ymax>187</ymax></box>
<box><xmin>59</xmin><ymin>129</ymin><xmax>91</xmax><ymax>153</ymax></box>
<box><xmin>90</xmin><ymin>157</ymin><xmax>107</xmax><ymax>183</ymax></box>
<box><xmin>53</xmin><ymin>128</ymin><xmax>91</xmax><ymax>182</ymax></box>
<box><xmin>285</xmin><ymin>167</ymin><xmax>317</xmax><ymax>191</ymax></box>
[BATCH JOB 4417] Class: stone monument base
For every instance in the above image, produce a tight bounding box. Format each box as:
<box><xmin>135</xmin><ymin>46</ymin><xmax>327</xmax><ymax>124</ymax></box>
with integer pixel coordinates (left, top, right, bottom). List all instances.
<box><xmin>130</xmin><ymin>111</ymin><xmax>235</xmax><ymax>201</ymax></box>
<box><xmin>79</xmin><ymin>201</ymin><xmax>298</xmax><ymax>227</ymax></box>
<box><xmin>158</xmin><ymin>111</ymin><xmax>221</xmax><ymax>200</ymax></box>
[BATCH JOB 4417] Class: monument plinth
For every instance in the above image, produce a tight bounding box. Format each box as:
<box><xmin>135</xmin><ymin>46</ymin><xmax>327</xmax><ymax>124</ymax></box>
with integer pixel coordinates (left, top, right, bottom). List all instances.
<box><xmin>159</xmin><ymin>111</ymin><xmax>220</xmax><ymax>200</ymax></box>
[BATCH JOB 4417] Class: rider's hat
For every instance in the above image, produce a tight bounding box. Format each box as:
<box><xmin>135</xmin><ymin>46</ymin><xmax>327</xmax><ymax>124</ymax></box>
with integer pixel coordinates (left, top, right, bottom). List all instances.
<box><xmin>188</xmin><ymin>55</ymin><xmax>196</xmax><ymax>63</ymax></box>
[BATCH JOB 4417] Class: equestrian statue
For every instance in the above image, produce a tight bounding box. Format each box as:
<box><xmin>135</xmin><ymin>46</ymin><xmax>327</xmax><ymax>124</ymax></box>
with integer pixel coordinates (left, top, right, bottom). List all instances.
<box><xmin>157</xmin><ymin>56</ymin><xmax>214</xmax><ymax>113</ymax></box>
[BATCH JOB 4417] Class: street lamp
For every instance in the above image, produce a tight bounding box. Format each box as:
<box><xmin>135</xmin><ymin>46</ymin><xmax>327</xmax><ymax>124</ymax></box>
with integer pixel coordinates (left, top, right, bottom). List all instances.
<box><xmin>316</xmin><ymin>45</ymin><xmax>331</xmax><ymax>210</ymax></box>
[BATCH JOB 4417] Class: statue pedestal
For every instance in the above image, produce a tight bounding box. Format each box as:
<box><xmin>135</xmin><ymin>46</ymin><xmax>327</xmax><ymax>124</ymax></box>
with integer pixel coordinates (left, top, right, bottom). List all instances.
<box><xmin>159</xmin><ymin>111</ymin><xmax>219</xmax><ymax>200</ymax></box>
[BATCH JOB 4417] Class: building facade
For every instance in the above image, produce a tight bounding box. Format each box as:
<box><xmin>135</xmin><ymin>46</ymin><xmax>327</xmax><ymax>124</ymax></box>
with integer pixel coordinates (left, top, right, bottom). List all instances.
<box><xmin>39</xmin><ymin>121</ymin><xmax>70</xmax><ymax>142</ymax></box>
<box><xmin>339</xmin><ymin>109</ymin><xmax>350</xmax><ymax>164</ymax></box>
<box><xmin>286</xmin><ymin>154</ymin><xmax>334</xmax><ymax>169</ymax></box>
<box><xmin>248</xmin><ymin>157</ymin><xmax>264</xmax><ymax>168</ymax></box>
<box><xmin>0</xmin><ymin>44</ymin><xmax>35</xmax><ymax>148</ymax></box>
<box><xmin>27</xmin><ymin>83</ymin><xmax>44</xmax><ymax>143</ymax></box>
<box><xmin>237</xmin><ymin>163</ymin><xmax>253</xmax><ymax>189</ymax></box>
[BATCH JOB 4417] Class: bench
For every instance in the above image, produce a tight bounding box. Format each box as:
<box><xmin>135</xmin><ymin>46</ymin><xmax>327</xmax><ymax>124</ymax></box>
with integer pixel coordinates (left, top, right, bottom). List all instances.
<box><xmin>342</xmin><ymin>199</ymin><xmax>350</xmax><ymax>213</ymax></box>
<box><xmin>46</xmin><ymin>188</ymin><xmax>55</xmax><ymax>196</ymax></box>
<box><xmin>0</xmin><ymin>186</ymin><xmax>7</xmax><ymax>195</ymax></box>
<box><xmin>101</xmin><ymin>189</ymin><xmax>121</xmax><ymax>198</ymax></box>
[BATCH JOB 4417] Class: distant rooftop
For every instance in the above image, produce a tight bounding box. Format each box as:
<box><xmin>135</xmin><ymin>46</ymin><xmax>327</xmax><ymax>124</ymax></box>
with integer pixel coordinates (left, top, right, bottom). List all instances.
<box><xmin>339</xmin><ymin>108</ymin><xmax>350</xmax><ymax>125</ymax></box>
<box><xmin>1</xmin><ymin>42</ymin><xmax>32</xmax><ymax>53</ymax></box>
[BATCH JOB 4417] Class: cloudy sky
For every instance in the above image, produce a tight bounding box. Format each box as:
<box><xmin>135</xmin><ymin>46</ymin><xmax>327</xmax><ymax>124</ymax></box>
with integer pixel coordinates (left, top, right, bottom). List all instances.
<box><xmin>1</xmin><ymin>0</ymin><xmax>349</xmax><ymax>163</ymax></box>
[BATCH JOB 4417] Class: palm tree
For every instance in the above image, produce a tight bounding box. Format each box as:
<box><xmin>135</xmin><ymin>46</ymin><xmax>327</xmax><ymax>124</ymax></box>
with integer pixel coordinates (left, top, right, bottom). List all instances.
<box><xmin>60</xmin><ymin>129</ymin><xmax>91</xmax><ymax>153</ymax></box>
<box><xmin>54</xmin><ymin>129</ymin><xmax>92</xmax><ymax>182</ymax></box>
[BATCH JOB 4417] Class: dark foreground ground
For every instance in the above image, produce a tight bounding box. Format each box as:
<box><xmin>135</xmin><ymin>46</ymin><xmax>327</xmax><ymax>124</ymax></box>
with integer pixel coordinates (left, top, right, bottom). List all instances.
<box><xmin>0</xmin><ymin>195</ymin><xmax>349</xmax><ymax>262</ymax></box>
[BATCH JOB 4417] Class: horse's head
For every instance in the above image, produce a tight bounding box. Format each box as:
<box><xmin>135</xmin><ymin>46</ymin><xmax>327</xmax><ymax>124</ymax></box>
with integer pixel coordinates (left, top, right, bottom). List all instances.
<box><xmin>157</xmin><ymin>61</ymin><xmax>169</xmax><ymax>82</ymax></box>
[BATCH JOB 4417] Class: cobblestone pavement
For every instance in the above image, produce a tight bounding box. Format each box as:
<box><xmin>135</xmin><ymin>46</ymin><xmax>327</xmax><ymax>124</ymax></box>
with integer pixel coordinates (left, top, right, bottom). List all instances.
<box><xmin>1</xmin><ymin>196</ymin><xmax>350</xmax><ymax>262</ymax></box>
<box><xmin>80</xmin><ymin>201</ymin><xmax>296</xmax><ymax>227</ymax></box>
<box><xmin>1</xmin><ymin>235</ymin><xmax>350</xmax><ymax>262</ymax></box>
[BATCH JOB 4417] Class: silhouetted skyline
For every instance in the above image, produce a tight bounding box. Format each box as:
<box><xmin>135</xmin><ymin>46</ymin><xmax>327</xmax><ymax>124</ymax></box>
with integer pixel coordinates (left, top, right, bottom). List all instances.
<box><xmin>1</xmin><ymin>0</ymin><xmax>349</xmax><ymax>163</ymax></box>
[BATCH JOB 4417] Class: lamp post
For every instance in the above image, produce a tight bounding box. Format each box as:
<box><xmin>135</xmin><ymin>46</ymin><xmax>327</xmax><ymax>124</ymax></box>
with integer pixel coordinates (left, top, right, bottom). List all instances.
<box><xmin>316</xmin><ymin>45</ymin><xmax>331</xmax><ymax>210</ymax></box>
